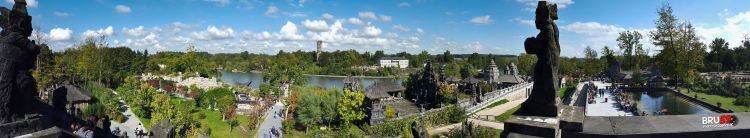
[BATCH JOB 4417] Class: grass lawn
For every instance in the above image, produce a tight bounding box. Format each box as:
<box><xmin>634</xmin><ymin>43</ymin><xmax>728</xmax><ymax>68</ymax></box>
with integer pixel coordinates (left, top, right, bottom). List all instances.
<box><xmin>133</xmin><ymin>97</ymin><xmax>256</xmax><ymax>137</ymax></box>
<box><xmin>473</xmin><ymin>99</ymin><xmax>510</xmax><ymax>114</ymax></box>
<box><xmin>495</xmin><ymin>105</ymin><xmax>522</xmax><ymax>122</ymax></box>
<box><xmin>677</xmin><ymin>87</ymin><xmax>750</xmax><ymax>112</ymax></box>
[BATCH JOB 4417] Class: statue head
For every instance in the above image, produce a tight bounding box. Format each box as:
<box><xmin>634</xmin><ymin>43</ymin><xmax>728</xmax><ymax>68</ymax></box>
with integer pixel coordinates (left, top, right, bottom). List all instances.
<box><xmin>534</xmin><ymin>1</ymin><xmax>558</xmax><ymax>29</ymax></box>
<box><xmin>0</xmin><ymin>1</ymin><xmax>33</xmax><ymax>37</ymax></box>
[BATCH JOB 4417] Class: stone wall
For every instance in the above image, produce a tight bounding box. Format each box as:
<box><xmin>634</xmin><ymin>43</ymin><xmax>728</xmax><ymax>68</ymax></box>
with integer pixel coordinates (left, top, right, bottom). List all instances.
<box><xmin>572</xmin><ymin>112</ymin><xmax>750</xmax><ymax>137</ymax></box>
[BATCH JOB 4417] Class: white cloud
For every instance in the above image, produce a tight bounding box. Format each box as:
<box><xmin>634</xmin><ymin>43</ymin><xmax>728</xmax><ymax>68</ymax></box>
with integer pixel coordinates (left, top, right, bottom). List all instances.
<box><xmin>416</xmin><ymin>28</ymin><xmax>424</xmax><ymax>35</ymax></box>
<box><xmin>171</xmin><ymin>22</ymin><xmax>197</xmax><ymax>32</ymax></box>
<box><xmin>82</xmin><ymin>26</ymin><xmax>114</xmax><ymax>39</ymax></box>
<box><xmin>115</xmin><ymin>5</ymin><xmax>131</xmax><ymax>14</ymax></box>
<box><xmin>53</xmin><ymin>11</ymin><xmax>70</xmax><ymax>17</ymax></box>
<box><xmin>277</xmin><ymin>21</ymin><xmax>304</xmax><ymax>41</ymax></box>
<box><xmin>205</xmin><ymin>0</ymin><xmax>230</xmax><ymax>6</ymax></box>
<box><xmin>392</xmin><ymin>25</ymin><xmax>409</xmax><ymax>32</ymax></box>
<box><xmin>301</xmin><ymin>19</ymin><xmax>329</xmax><ymax>32</ymax></box>
<box><xmin>561</xmin><ymin>21</ymin><xmax>655</xmax><ymax>56</ymax></box>
<box><xmin>399</xmin><ymin>2</ymin><xmax>410</xmax><ymax>7</ymax></box>
<box><xmin>361</xmin><ymin>24</ymin><xmax>382</xmax><ymax>37</ymax></box>
<box><xmin>696</xmin><ymin>11</ymin><xmax>750</xmax><ymax>47</ymax></box>
<box><xmin>469</xmin><ymin>15</ymin><xmax>493</xmax><ymax>25</ymax></box>
<box><xmin>190</xmin><ymin>26</ymin><xmax>235</xmax><ymax>40</ymax></box>
<box><xmin>5</xmin><ymin>0</ymin><xmax>37</xmax><ymax>8</ymax></box>
<box><xmin>49</xmin><ymin>28</ymin><xmax>73</xmax><ymax>41</ymax></box>
<box><xmin>255</xmin><ymin>31</ymin><xmax>273</xmax><ymax>40</ymax></box>
<box><xmin>265</xmin><ymin>5</ymin><xmax>279</xmax><ymax>16</ymax></box>
<box><xmin>358</xmin><ymin>11</ymin><xmax>378</xmax><ymax>20</ymax></box>
<box><xmin>122</xmin><ymin>26</ymin><xmax>146</xmax><ymax>37</ymax></box>
<box><xmin>321</xmin><ymin>13</ymin><xmax>335</xmax><ymax>20</ymax></box>
<box><xmin>347</xmin><ymin>18</ymin><xmax>364</xmax><ymax>25</ymax></box>
<box><xmin>433</xmin><ymin>37</ymin><xmax>483</xmax><ymax>53</ymax></box>
<box><xmin>516</xmin><ymin>0</ymin><xmax>574</xmax><ymax>11</ymax></box>
<box><xmin>379</xmin><ymin>15</ymin><xmax>392</xmax><ymax>22</ymax></box>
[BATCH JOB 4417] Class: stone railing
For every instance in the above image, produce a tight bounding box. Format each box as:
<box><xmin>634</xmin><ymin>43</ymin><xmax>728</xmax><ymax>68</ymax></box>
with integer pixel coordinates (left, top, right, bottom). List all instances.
<box><xmin>465</xmin><ymin>82</ymin><xmax>533</xmax><ymax>114</ymax></box>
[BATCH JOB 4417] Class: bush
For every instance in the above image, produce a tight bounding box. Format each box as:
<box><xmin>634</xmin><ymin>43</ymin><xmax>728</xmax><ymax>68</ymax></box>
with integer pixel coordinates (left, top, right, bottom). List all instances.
<box><xmin>197</xmin><ymin>112</ymin><xmax>207</xmax><ymax>119</ymax></box>
<box><xmin>735</xmin><ymin>96</ymin><xmax>750</xmax><ymax>106</ymax></box>
<box><xmin>82</xmin><ymin>103</ymin><xmax>106</xmax><ymax>118</ymax></box>
<box><xmin>111</xmin><ymin>112</ymin><xmax>126</xmax><ymax>123</ymax></box>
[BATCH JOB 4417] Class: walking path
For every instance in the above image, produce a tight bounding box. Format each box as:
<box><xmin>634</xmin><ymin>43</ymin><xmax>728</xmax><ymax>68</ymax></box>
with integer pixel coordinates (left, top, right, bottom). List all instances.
<box><xmin>109</xmin><ymin>90</ymin><xmax>148</xmax><ymax>138</ymax></box>
<box><xmin>428</xmin><ymin>98</ymin><xmax>527</xmax><ymax>135</ymax></box>
<box><xmin>257</xmin><ymin>101</ymin><xmax>284</xmax><ymax>138</ymax></box>
<box><xmin>585</xmin><ymin>81</ymin><xmax>633</xmax><ymax>116</ymax></box>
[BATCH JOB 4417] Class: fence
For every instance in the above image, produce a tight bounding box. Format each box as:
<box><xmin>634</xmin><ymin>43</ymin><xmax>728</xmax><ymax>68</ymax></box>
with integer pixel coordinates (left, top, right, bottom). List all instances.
<box><xmin>464</xmin><ymin>82</ymin><xmax>533</xmax><ymax>114</ymax></box>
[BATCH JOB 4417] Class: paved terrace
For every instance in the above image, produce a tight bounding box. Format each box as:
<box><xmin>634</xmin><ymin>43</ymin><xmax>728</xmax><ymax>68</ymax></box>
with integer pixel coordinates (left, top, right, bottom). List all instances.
<box><xmin>585</xmin><ymin>81</ymin><xmax>633</xmax><ymax>116</ymax></box>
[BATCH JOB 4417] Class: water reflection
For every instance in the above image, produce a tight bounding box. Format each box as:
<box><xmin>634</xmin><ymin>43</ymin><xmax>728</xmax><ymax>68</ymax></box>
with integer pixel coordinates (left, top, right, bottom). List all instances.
<box><xmin>627</xmin><ymin>90</ymin><xmax>713</xmax><ymax>115</ymax></box>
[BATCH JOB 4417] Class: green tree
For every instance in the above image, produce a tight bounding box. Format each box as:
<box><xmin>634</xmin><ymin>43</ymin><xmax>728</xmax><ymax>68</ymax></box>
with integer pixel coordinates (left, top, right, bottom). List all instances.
<box><xmin>442</xmin><ymin>50</ymin><xmax>453</xmax><ymax>63</ymax></box>
<box><xmin>516</xmin><ymin>53</ymin><xmax>537</xmax><ymax>76</ymax></box>
<box><xmin>583</xmin><ymin>46</ymin><xmax>600</xmax><ymax>77</ymax></box>
<box><xmin>337</xmin><ymin>89</ymin><xmax>366</xmax><ymax>126</ymax></box>
<box><xmin>617</xmin><ymin>30</ymin><xmax>644</xmax><ymax>69</ymax></box>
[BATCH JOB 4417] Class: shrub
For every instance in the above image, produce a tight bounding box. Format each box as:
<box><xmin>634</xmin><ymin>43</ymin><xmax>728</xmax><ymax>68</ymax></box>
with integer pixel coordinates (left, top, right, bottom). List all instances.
<box><xmin>385</xmin><ymin>106</ymin><xmax>396</xmax><ymax>119</ymax></box>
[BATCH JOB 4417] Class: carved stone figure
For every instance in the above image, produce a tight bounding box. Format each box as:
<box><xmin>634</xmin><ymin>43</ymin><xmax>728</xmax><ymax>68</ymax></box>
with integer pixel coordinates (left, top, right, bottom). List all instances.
<box><xmin>517</xmin><ymin>1</ymin><xmax>560</xmax><ymax>117</ymax></box>
<box><xmin>0</xmin><ymin>0</ymin><xmax>40</xmax><ymax>123</ymax></box>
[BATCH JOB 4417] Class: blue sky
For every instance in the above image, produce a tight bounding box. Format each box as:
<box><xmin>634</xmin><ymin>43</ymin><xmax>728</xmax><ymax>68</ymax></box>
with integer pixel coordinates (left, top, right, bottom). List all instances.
<box><xmin>8</xmin><ymin>0</ymin><xmax>750</xmax><ymax>57</ymax></box>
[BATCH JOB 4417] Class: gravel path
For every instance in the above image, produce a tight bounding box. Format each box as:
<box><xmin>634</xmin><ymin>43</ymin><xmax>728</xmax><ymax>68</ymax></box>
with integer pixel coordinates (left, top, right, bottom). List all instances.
<box><xmin>109</xmin><ymin>90</ymin><xmax>148</xmax><ymax>138</ymax></box>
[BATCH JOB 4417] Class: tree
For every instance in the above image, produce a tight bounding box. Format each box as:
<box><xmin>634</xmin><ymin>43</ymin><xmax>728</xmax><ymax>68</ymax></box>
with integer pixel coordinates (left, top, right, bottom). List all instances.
<box><xmin>617</xmin><ymin>30</ymin><xmax>644</xmax><ymax>69</ymax></box>
<box><xmin>583</xmin><ymin>46</ymin><xmax>600</xmax><ymax>77</ymax></box>
<box><xmin>442</xmin><ymin>50</ymin><xmax>453</xmax><ymax>63</ymax></box>
<box><xmin>516</xmin><ymin>53</ymin><xmax>537</xmax><ymax>76</ymax></box>
<box><xmin>649</xmin><ymin>19</ymin><xmax>706</xmax><ymax>84</ymax></box>
<box><xmin>337</xmin><ymin>88</ymin><xmax>366</xmax><ymax>126</ymax></box>
<box><xmin>225</xmin><ymin>106</ymin><xmax>238</xmax><ymax>132</ymax></box>
<box><xmin>437</xmin><ymin>83</ymin><xmax>457</xmax><ymax>104</ymax></box>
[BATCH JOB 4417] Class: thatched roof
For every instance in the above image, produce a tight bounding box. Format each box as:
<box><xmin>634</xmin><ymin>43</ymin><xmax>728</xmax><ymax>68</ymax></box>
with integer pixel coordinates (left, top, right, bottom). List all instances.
<box><xmin>56</xmin><ymin>84</ymin><xmax>91</xmax><ymax>102</ymax></box>
<box><xmin>365</xmin><ymin>81</ymin><xmax>405</xmax><ymax>99</ymax></box>
<box><xmin>446</xmin><ymin>76</ymin><xmax>460</xmax><ymax>82</ymax></box>
<box><xmin>461</xmin><ymin>77</ymin><xmax>480</xmax><ymax>84</ymax></box>
<box><xmin>150</xmin><ymin>119</ymin><xmax>175</xmax><ymax>138</ymax></box>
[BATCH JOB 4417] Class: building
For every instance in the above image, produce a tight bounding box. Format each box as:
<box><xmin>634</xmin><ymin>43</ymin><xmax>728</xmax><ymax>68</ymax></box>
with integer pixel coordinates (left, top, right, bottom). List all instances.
<box><xmin>482</xmin><ymin>60</ymin><xmax>501</xmax><ymax>84</ymax></box>
<box><xmin>343</xmin><ymin>76</ymin><xmax>360</xmax><ymax>92</ymax></box>
<box><xmin>316</xmin><ymin>40</ymin><xmax>322</xmax><ymax>62</ymax></box>
<box><xmin>499</xmin><ymin>62</ymin><xmax>524</xmax><ymax>88</ymax></box>
<box><xmin>50</xmin><ymin>83</ymin><xmax>92</xmax><ymax>116</ymax></box>
<box><xmin>379</xmin><ymin>57</ymin><xmax>409</xmax><ymax>68</ymax></box>
<box><xmin>365</xmin><ymin>81</ymin><xmax>418</xmax><ymax>124</ymax></box>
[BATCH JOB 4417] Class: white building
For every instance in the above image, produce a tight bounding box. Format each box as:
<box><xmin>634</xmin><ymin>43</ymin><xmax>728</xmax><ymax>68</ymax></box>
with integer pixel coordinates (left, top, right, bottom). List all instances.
<box><xmin>379</xmin><ymin>57</ymin><xmax>409</xmax><ymax>68</ymax></box>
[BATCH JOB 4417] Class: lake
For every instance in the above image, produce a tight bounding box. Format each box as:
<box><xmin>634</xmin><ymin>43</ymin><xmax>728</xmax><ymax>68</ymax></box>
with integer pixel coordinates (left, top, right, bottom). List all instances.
<box><xmin>220</xmin><ymin>70</ymin><xmax>404</xmax><ymax>90</ymax></box>
<box><xmin>627</xmin><ymin>90</ymin><xmax>713</xmax><ymax>115</ymax></box>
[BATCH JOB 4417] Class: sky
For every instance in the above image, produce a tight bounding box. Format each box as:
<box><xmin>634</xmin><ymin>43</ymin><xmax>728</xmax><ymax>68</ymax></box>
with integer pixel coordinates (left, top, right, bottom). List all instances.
<box><xmin>7</xmin><ymin>0</ymin><xmax>750</xmax><ymax>57</ymax></box>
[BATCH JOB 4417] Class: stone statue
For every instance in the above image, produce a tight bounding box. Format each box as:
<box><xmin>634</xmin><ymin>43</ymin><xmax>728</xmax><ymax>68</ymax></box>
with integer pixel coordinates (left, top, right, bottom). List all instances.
<box><xmin>517</xmin><ymin>1</ymin><xmax>560</xmax><ymax>117</ymax></box>
<box><xmin>0</xmin><ymin>0</ymin><xmax>40</xmax><ymax>123</ymax></box>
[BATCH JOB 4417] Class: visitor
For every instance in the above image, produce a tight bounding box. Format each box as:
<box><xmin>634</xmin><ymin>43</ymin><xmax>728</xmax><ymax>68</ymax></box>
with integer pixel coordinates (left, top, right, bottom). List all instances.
<box><xmin>74</xmin><ymin>116</ymin><xmax>97</xmax><ymax>138</ymax></box>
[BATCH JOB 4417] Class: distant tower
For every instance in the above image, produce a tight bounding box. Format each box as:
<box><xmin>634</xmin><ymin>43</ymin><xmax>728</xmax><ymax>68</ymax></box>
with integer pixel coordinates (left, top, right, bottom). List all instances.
<box><xmin>316</xmin><ymin>40</ymin><xmax>323</xmax><ymax>62</ymax></box>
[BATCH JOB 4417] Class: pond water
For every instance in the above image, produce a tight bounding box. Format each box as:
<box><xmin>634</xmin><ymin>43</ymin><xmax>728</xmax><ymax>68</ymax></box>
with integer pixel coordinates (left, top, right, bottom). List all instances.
<box><xmin>220</xmin><ymin>70</ymin><xmax>404</xmax><ymax>90</ymax></box>
<box><xmin>626</xmin><ymin>90</ymin><xmax>714</xmax><ymax>115</ymax></box>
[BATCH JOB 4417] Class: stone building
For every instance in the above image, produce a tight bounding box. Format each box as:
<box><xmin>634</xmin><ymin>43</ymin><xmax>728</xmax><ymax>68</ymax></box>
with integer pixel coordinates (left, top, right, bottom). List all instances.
<box><xmin>365</xmin><ymin>81</ymin><xmax>418</xmax><ymax>124</ymax></box>
<box><xmin>499</xmin><ymin>62</ymin><xmax>524</xmax><ymax>88</ymax></box>
<box><xmin>482</xmin><ymin>60</ymin><xmax>501</xmax><ymax>84</ymax></box>
<box><xmin>343</xmin><ymin>76</ymin><xmax>359</xmax><ymax>92</ymax></box>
